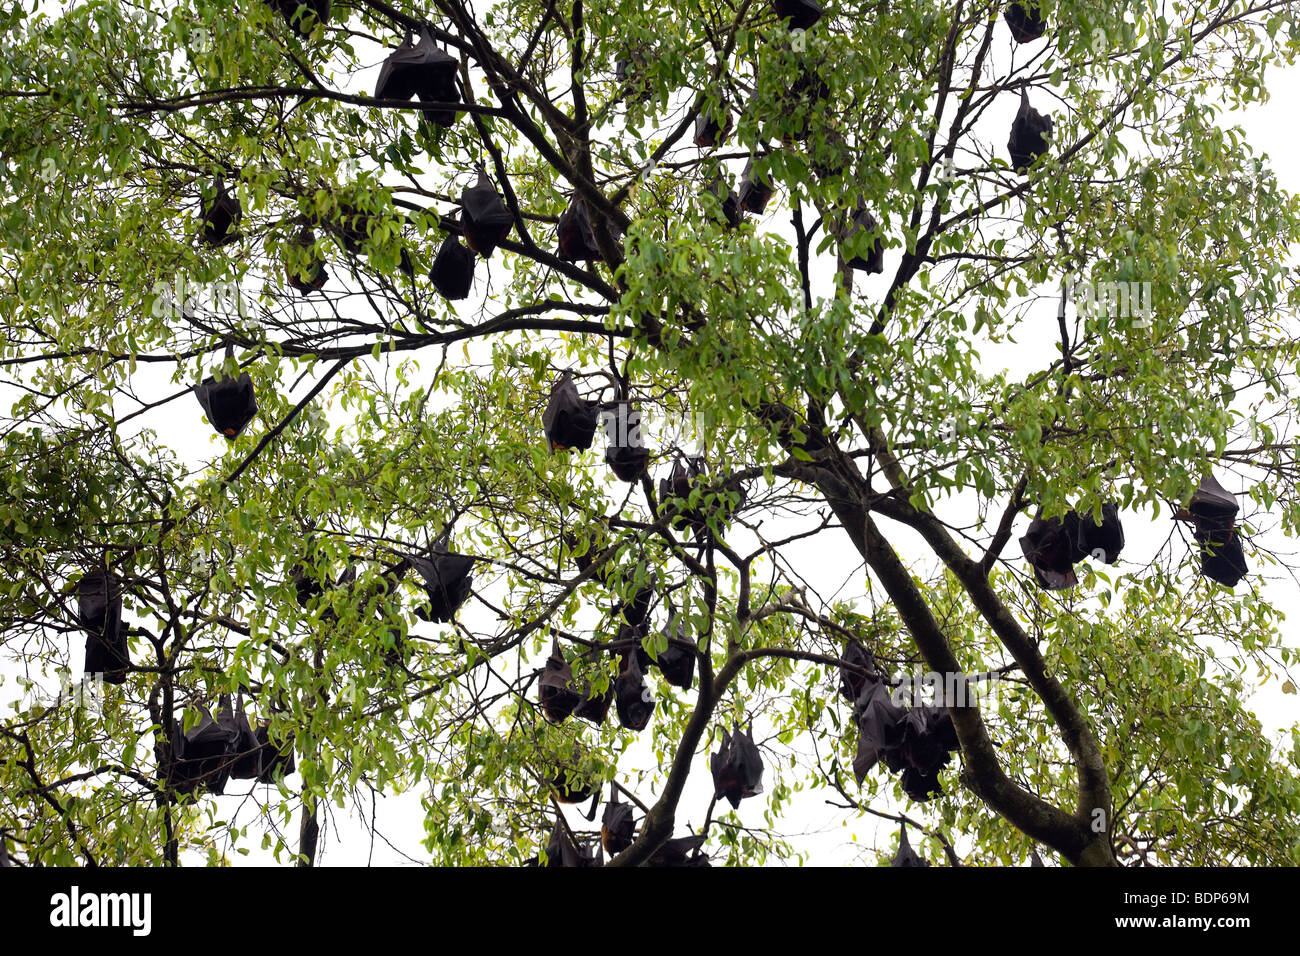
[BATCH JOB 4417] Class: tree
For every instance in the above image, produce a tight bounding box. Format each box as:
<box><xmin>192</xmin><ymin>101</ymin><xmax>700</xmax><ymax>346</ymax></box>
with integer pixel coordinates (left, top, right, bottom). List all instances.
<box><xmin>1</xmin><ymin>0</ymin><xmax>1298</xmax><ymax>868</ymax></box>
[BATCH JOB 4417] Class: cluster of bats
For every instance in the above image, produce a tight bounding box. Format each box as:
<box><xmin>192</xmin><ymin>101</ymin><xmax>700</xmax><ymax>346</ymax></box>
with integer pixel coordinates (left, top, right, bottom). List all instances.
<box><xmin>162</xmin><ymin>696</ymin><xmax>295</xmax><ymax>796</ymax></box>
<box><xmin>531</xmin><ymin>788</ymin><xmax>711</xmax><ymax>866</ymax></box>
<box><xmin>840</xmin><ymin>641</ymin><xmax>961</xmax><ymax>803</ymax></box>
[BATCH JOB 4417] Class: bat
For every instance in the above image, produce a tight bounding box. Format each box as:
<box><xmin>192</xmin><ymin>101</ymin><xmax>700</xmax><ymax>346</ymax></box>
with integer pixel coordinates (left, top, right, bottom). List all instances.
<box><xmin>0</xmin><ymin>830</ymin><xmax>10</xmax><ymax>867</ymax></box>
<box><xmin>1007</xmin><ymin>85</ymin><xmax>1053</xmax><ymax>174</ymax></box>
<box><xmin>653</xmin><ymin>617</ymin><xmax>696</xmax><ymax>691</ymax></box>
<box><xmin>888</xmin><ymin>703</ymin><xmax>960</xmax><ymax>802</ymax></box>
<box><xmin>838</xmin><ymin>639</ymin><xmax>877</xmax><ymax>704</ymax></box>
<box><xmin>194</xmin><ymin>370</ymin><xmax>257</xmax><ymax>440</ymax></box>
<box><xmin>549</xmin><ymin>768</ymin><xmax>596</xmax><ymax>806</ymax></box>
<box><xmin>166</xmin><ymin>706</ymin><xmax>239</xmax><ymax>796</ymax></box>
<box><xmin>572</xmin><ymin>680</ymin><xmax>614</xmax><ymax>725</ymax></box>
<box><xmin>556</xmin><ymin>196</ymin><xmax>604</xmax><ymax>262</ymax></box>
<box><xmin>890</xmin><ymin>825</ymin><xmax>930</xmax><ymax>867</ymax></box>
<box><xmin>78</xmin><ymin>566</ymin><xmax>129</xmax><ymax>684</ymax></box>
<box><xmin>600</xmin><ymin>790</ymin><xmax>636</xmax><ymax>855</ymax></box>
<box><xmin>1030</xmin><ymin>848</ymin><xmax>1046</xmax><ymax>867</ymax></box>
<box><xmin>709</xmin><ymin>723</ymin><xmax>764</xmax><ymax>809</ymax></box>
<box><xmin>773</xmin><ymin>0</ymin><xmax>823</xmax><ymax>31</ymax></box>
<box><xmin>254</xmin><ymin>722</ymin><xmax>296</xmax><ymax>783</ymax></box>
<box><xmin>614</xmin><ymin>580</ymin><xmax>655</xmax><ymax>633</ymax></box>
<box><xmin>852</xmin><ymin>678</ymin><xmax>906</xmax><ymax>783</ymax></box>
<box><xmin>408</xmin><ymin>548</ymin><xmax>475</xmax><ymax>623</ymax></box>
<box><xmin>606</xmin><ymin>444</ymin><xmax>650</xmax><ymax>483</ymax></box>
<box><xmin>459</xmin><ymin>168</ymin><xmax>514</xmax><ymax>258</ymax></box>
<box><xmin>738</xmin><ymin>158</ymin><xmax>774</xmax><ymax>215</ymax></box>
<box><xmin>285</xmin><ymin>226</ymin><xmax>329</xmax><ymax>295</ymax></box>
<box><xmin>539</xmin><ymin>640</ymin><xmax>581</xmax><ymax>724</ymax></box>
<box><xmin>658</xmin><ymin>456</ymin><xmax>706</xmax><ymax>536</ymax></box>
<box><xmin>704</xmin><ymin>177</ymin><xmax>743</xmax><ymax>228</ymax></box>
<box><xmin>288</xmin><ymin>561</ymin><xmax>356</xmax><ymax>609</ymax></box>
<box><xmin>1018</xmin><ymin>511</ymin><xmax>1082</xmax><ymax>590</ymax></box>
<box><xmin>543</xmin><ymin>818</ymin><xmax>601</xmax><ymax>867</ymax></box>
<box><xmin>1188</xmin><ymin>473</ymin><xmax>1239</xmax><ymax>529</ymax></box>
<box><xmin>215</xmin><ymin>696</ymin><xmax>264</xmax><ymax>780</ymax></box>
<box><xmin>1181</xmin><ymin>475</ymin><xmax>1248</xmax><ymax>586</ymax></box>
<box><xmin>542</xmin><ymin>372</ymin><xmax>599</xmax><ymax>452</ymax></box>
<box><xmin>614</xmin><ymin>650</ymin><xmax>655</xmax><ymax>731</ymax></box>
<box><xmin>200</xmin><ymin>178</ymin><xmax>241</xmax><ymax>247</ymax></box>
<box><xmin>647</xmin><ymin>834</ymin><xmax>710</xmax><ymax>867</ymax></box>
<box><xmin>618</xmin><ymin>621</ymin><xmax>652</xmax><ymax>672</ymax></box>
<box><xmin>428</xmin><ymin>234</ymin><xmax>475</xmax><ymax>300</ymax></box>
<box><xmin>1004</xmin><ymin>1</ymin><xmax>1047</xmax><ymax>43</ymax></box>
<box><xmin>694</xmin><ymin>101</ymin><xmax>732</xmax><ymax>148</ymax></box>
<box><xmin>267</xmin><ymin>0</ymin><xmax>330</xmax><ymax>38</ymax></box>
<box><xmin>1075</xmin><ymin>502</ymin><xmax>1125</xmax><ymax>563</ymax></box>
<box><xmin>602</xmin><ymin>400</ymin><xmax>649</xmax><ymax>482</ymax></box>
<box><xmin>375</xmin><ymin>29</ymin><xmax>460</xmax><ymax>128</ymax></box>
<box><xmin>837</xmin><ymin>208</ymin><xmax>885</xmax><ymax>274</ymax></box>
<box><xmin>565</xmin><ymin>531</ymin><xmax>612</xmax><ymax>584</ymax></box>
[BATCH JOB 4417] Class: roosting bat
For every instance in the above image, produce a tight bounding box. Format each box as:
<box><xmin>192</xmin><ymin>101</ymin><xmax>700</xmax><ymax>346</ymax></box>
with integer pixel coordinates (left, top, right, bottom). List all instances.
<box><xmin>838</xmin><ymin>638</ymin><xmax>877</xmax><ymax>704</ymax></box>
<box><xmin>543</xmin><ymin>372</ymin><xmax>599</xmax><ymax>452</ymax></box>
<box><xmin>266</xmin><ymin>0</ymin><xmax>330</xmax><ymax>38</ymax></box>
<box><xmin>614</xmin><ymin>651</ymin><xmax>655</xmax><ymax>731</ymax></box>
<box><xmin>572</xmin><ymin>679</ymin><xmax>614</xmax><ymax>725</ymax></box>
<box><xmin>285</xmin><ymin>226</ymin><xmax>329</xmax><ymax>295</ymax></box>
<box><xmin>1007</xmin><ymin>85</ymin><xmax>1053</xmax><ymax>174</ymax></box>
<box><xmin>1075</xmin><ymin>501</ymin><xmax>1125</xmax><ymax>563</ymax></box>
<box><xmin>539</xmin><ymin>640</ymin><xmax>581</xmax><ymax>724</ymax></box>
<box><xmin>374</xmin><ymin>29</ymin><xmax>460</xmax><ymax>128</ymax></box>
<box><xmin>1003</xmin><ymin>1</ymin><xmax>1047</xmax><ymax>43</ymax></box>
<box><xmin>646</xmin><ymin>834</ymin><xmax>710</xmax><ymax>867</ymax></box>
<box><xmin>429</xmin><ymin>234</ymin><xmax>475</xmax><ymax>299</ymax></box>
<box><xmin>459</xmin><ymin>168</ymin><xmax>514</xmax><ymax>258</ymax></box>
<box><xmin>694</xmin><ymin>100</ymin><xmax>732</xmax><ymax>148</ymax></box>
<box><xmin>704</xmin><ymin>177</ymin><xmax>743</xmax><ymax>228</ymax></box>
<box><xmin>890</xmin><ymin>825</ymin><xmax>930</xmax><ymax>867</ymax></box>
<box><xmin>1184</xmin><ymin>474</ymin><xmax>1249</xmax><ymax>586</ymax></box>
<box><xmin>200</xmin><ymin>178</ymin><xmax>241</xmax><ymax>247</ymax></box>
<box><xmin>215</xmin><ymin>696</ymin><xmax>264</xmax><ymax>780</ymax></box>
<box><xmin>738</xmin><ymin>158</ymin><xmax>775</xmax><ymax>215</ymax></box>
<box><xmin>1019</xmin><ymin>511</ymin><xmax>1082</xmax><ymax>590</ymax></box>
<box><xmin>772</xmin><ymin>0</ymin><xmax>823</xmax><ymax>31</ymax></box>
<box><xmin>653</xmin><ymin>617</ymin><xmax>697</xmax><ymax>691</ymax></box>
<box><xmin>253</xmin><ymin>722</ymin><xmax>296</xmax><ymax>783</ymax></box>
<box><xmin>556</xmin><ymin>197</ymin><xmax>607</xmax><ymax>262</ymax></box>
<box><xmin>166</xmin><ymin>706</ymin><xmax>239</xmax><ymax>796</ymax></box>
<box><xmin>544</xmin><ymin>817</ymin><xmax>601</xmax><ymax>867</ymax></box>
<box><xmin>601</xmin><ymin>791</ymin><xmax>636</xmax><ymax>854</ymax></box>
<box><xmin>288</xmin><ymin>561</ymin><xmax>356</xmax><ymax>609</ymax></box>
<box><xmin>836</xmin><ymin>208</ymin><xmax>885</xmax><ymax>274</ymax></box>
<box><xmin>194</xmin><ymin>361</ymin><xmax>258</xmax><ymax>440</ymax></box>
<box><xmin>710</xmin><ymin>723</ymin><xmax>764</xmax><ymax>809</ymax></box>
<box><xmin>408</xmin><ymin>548</ymin><xmax>475</xmax><ymax>622</ymax></box>
<box><xmin>602</xmin><ymin>401</ymin><xmax>649</xmax><ymax>482</ymax></box>
<box><xmin>78</xmin><ymin>566</ymin><xmax>129</xmax><ymax>684</ymax></box>
<box><xmin>852</xmin><ymin>679</ymin><xmax>906</xmax><ymax>783</ymax></box>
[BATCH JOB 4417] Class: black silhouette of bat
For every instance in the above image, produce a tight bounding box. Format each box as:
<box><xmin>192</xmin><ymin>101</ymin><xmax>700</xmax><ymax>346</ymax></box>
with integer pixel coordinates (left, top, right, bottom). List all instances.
<box><xmin>288</xmin><ymin>561</ymin><xmax>356</xmax><ymax>609</ymax></box>
<box><xmin>429</xmin><ymin>234</ymin><xmax>475</xmax><ymax>299</ymax></box>
<box><xmin>890</xmin><ymin>825</ymin><xmax>930</xmax><ymax>867</ymax></box>
<box><xmin>618</xmin><ymin>621</ymin><xmax>652</xmax><ymax>672</ymax></box>
<box><xmin>375</xmin><ymin>29</ymin><xmax>460</xmax><ymax>128</ymax></box>
<box><xmin>710</xmin><ymin>723</ymin><xmax>764</xmax><ymax>809</ymax></box>
<box><xmin>658</xmin><ymin>456</ymin><xmax>707</xmax><ymax>536</ymax></box>
<box><xmin>565</xmin><ymin>530</ymin><xmax>612</xmax><ymax>584</ymax></box>
<box><xmin>543</xmin><ymin>372</ymin><xmax>599</xmax><ymax>452</ymax></box>
<box><xmin>1003</xmin><ymin>1</ymin><xmax>1047</xmax><ymax>43</ymax></box>
<box><xmin>267</xmin><ymin>0</ymin><xmax>330</xmax><ymax>38</ymax></box>
<box><xmin>836</xmin><ymin>208</ymin><xmax>885</xmax><ymax>274</ymax></box>
<box><xmin>602</xmin><ymin>401</ymin><xmax>649</xmax><ymax>482</ymax></box>
<box><xmin>614</xmin><ymin>580</ymin><xmax>655</xmax><ymax>633</ymax></box>
<box><xmin>539</xmin><ymin>640</ymin><xmax>581</xmax><ymax>724</ymax></box>
<box><xmin>888</xmin><ymin>703</ymin><xmax>960</xmax><ymax>802</ymax></box>
<box><xmin>285</xmin><ymin>225</ymin><xmax>329</xmax><ymax>295</ymax></box>
<box><xmin>194</xmin><ymin>366</ymin><xmax>258</xmax><ymax>440</ymax></box>
<box><xmin>838</xmin><ymin>639</ymin><xmax>876</xmax><ymax>704</ymax></box>
<box><xmin>572</xmin><ymin>680</ymin><xmax>614</xmax><ymax>725</ymax></box>
<box><xmin>408</xmin><ymin>549</ymin><xmax>474</xmax><ymax>623</ymax></box>
<box><xmin>852</xmin><ymin>679</ymin><xmax>906</xmax><ymax>783</ymax></box>
<box><xmin>1075</xmin><ymin>502</ymin><xmax>1125</xmax><ymax>563</ymax></box>
<box><xmin>166</xmin><ymin>706</ymin><xmax>239</xmax><ymax>796</ymax></box>
<box><xmin>253</xmin><ymin>722</ymin><xmax>295</xmax><ymax>783</ymax></box>
<box><xmin>1184</xmin><ymin>474</ymin><xmax>1248</xmax><ymax>586</ymax></box>
<box><xmin>78</xmin><ymin>566</ymin><xmax>129</xmax><ymax>684</ymax></box>
<box><xmin>1019</xmin><ymin>512</ymin><xmax>1082</xmax><ymax>590</ymax></box>
<box><xmin>704</xmin><ymin>177</ymin><xmax>743</xmax><ymax>228</ymax></box>
<box><xmin>773</xmin><ymin>0</ymin><xmax>823</xmax><ymax>31</ymax></box>
<box><xmin>1008</xmin><ymin>85</ymin><xmax>1053</xmax><ymax>174</ymax></box>
<box><xmin>694</xmin><ymin>101</ymin><xmax>732</xmax><ymax>148</ymax></box>
<box><xmin>556</xmin><ymin>197</ymin><xmax>606</xmax><ymax>262</ymax></box>
<box><xmin>738</xmin><ymin>158</ymin><xmax>774</xmax><ymax>215</ymax></box>
<box><xmin>614</xmin><ymin>650</ymin><xmax>655</xmax><ymax>731</ymax></box>
<box><xmin>543</xmin><ymin>817</ymin><xmax>602</xmax><ymax>867</ymax></box>
<box><xmin>1030</xmin><ymin>848</ymin><xmax>1046</xmax><ymax>867</ymax></box>
<box><xmin>215</xmin><ymin>696</ymin><xmax>264</xmax><ymax>780</ymax></box>
<box><xmin>654</xmin><ymin>617</ymin><xmax>696</xmax><ymax>691</ymax></box>
<box><xmin>550</xmin><ymin>767</ymin><xmax>597</xmax><ymax>806</ymax></box>
<box><xmin>200</xmin><ymin>178</ymin><xmax>241</xmax><ymax>247</ymax></box>
<box><xmin>459</xmin><ymin>168</ymin><xmax>514</xmax><ymax>258</ymax></box>
<box><xmin>601</xmin><ymin>791</ymin><xmax>636</xmax><ymax>854</ymax></box>
<box><xmin>646</xmin><ymin>833</ymin><xmax>709</xmax><ymax>867</ymax></box>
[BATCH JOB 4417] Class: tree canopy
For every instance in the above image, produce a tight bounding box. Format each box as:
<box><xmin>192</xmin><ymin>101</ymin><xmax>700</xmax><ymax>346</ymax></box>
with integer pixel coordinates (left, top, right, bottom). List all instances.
<box><xmin>2</xmin><ymin>0</ymin><xmax>1299</xmax><ymax>867</ymax></box>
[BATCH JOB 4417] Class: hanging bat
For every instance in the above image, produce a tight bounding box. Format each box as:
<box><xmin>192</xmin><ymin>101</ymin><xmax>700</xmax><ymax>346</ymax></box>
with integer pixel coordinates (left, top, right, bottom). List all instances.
<box><xmin>1018</xmin><ymin>511</ymin><xmax>1082</xmax><ymax>590</ymax></box>
<box><xmin>375</xmin><ymin>29</ymin><xmax>457</xmax><ymax>104</ymax></box>
<box><xmin>267</xmin><ymin>0</ymin><xmax>330</xmax><ymax>38</ymax></box>
<box><xmin>1004</xmin><ymin>1</ymin><xmax>1047</xmax><ymax>43</ymax></box>
<box><xmin>646</xmin><ymin>834</ymin><xmax>710</xmax><ymax>867</ymax></box>
<box><xmin>285</xmin><ymin>226</ymin><xmax>329</xmax><ymax>295</ymax></box>
<box><xmin>600</xmin><ymin>791</ymin><xmax>636</xmax><ymax>854</ymax></box>
<box><xmin>658</xmin><ymin>456</ymin><xmax>707</xmax><ymax>536</ymax></box>
<box><xmin>288</xmin><ymin>561</ymin><xmax>356</xmax><ymax>609</ymax></box>
<box><xmin>890</xmin><ymin>824</ymin><xmax>930</xmax><ymax>867</ymax></box>
<box><xmin>1007</xmin><ymin>85</ymin><xmax>1053</xmax><ymax>174</ymax></box>
<box><xmin>1075</xmin><ymin>502</ymin><xmax>1125</xmax><ymax>563</ymax></box>
<box><xmin>1182</xmin><ymin>474</ymin><xmax>1249</xmax><ymax>586</ymax></box>
<box><xmin>852</xmin><ymin>679</ymin><xmax>906</xmax><ymax>783</ymax></box>
<box><xmin>838</xmin><ymin>639</ymin><xmax>877</xmax><ymax>704</ymax></box>
<box><xmin>572</xmin><ymin>680</ymin><xmax>614</xmax><ymax>725</ymax></box>
<box><xmin>773</xmin><ymin>0</ymin><xmax>823</xmax><ymax>31</ymax></box>
<box><xmin>565</xmin><ymin>530</ymin><xmax>612</xmax><ymax>584</ymax></box>
<box><xmin>556</xmin><ymin>197</ymin><xmax>605</xmax><ymax>262</ymax></box>
<box><xmin>78</xmin><ymin>566</ymin><xmax>129</xmax><ymax>684</ymax></box>
<box><xmin>1030</xmin><ymin>848</ymin><xmax>1046</xmax><ymax>867</ymax></box>
<box><xmin>539</xmin><ymin>640</ymin><xmax>581</xmax><ymax>724</ymax></box>
<box><xmin>614</xmin><ymin>579</ymin><xmax>655</xmax><ymax>633</ymax></box>
<box><xmin>837</xmin><ymin>208</ymin><xmax>885</xmax><ymax>274</ymax></box>
<box><xmin>653</xmin><ymin>617</ymin><xmax>696</xmax><ymax>691</ymax></box>
<box><xmin>694</xmin><ymin>101</ymin><xmax>732</xmax><ymax>148</ymax></box>
<box><xmin>254</xmin><ymin>722</ymin><xmax>296</xmax><ymax>783</ymax></box>
<box><xmin>549</xmin><ymin>768</ymin><xmax>597</xmax><ymax>806</ymax></box>
<box><xmin>738</xmin><ymin>158</ymin><xmax>774</xmax><ymax>215</ymax></box>
<box><xmin>459</xmin><ymin>168</ymin><xmax>514</xmax><ymax>257</ymax></box>
<box><xmin>710</xmin><ymin>723</ymin><xmax>764</xmax><ymax>809</ymax></box>
<box><xmin>408</xmin><ymin>549</ymin><xmax>475</xmax><ymax>623</ymax></box>
<box><xmin>543</xmin><ymin>818</ymin><xmax>601</xmax><ymax>867</ymax></box>
<box><xmin>215</xmin><ymin>696</ymin><xmax>264</xmax><ymax>780</ymax></box>
<box><xmin>166</xmin><ymin>706</ymin><xmax>239</xmax><ymax>796</ymax></box>
<box><xmin>602</xmin><ymin>400</ymin><xmax>649</xmax><ymax>482</ymax></box>
<box><xmin>542</xmin><ymin>372</ymin><xmax>599</xmax><ymax>452</ymax></box>
<box><xmin>194</xmin><ymin>365</ymin><xmax>258</xmax><ymax>440</ymax></box>
<box><xmin>429</xmin><ymin>234</ymin><xmax>475</xmax><ymax>299</ymax></box>
<box><xmin>614</xmin><ymin>650</ymin><xmax>655</xmax><ymax>731</ymax></box>
<box><xmin>200</xmin><ymin>178</ymin><xmax>241</xmax><ymax>247</ymax></box>
<box><xmin>704</xmin><ymin>177</ymin><xmax>743</xmax><ymax>229</ymax></box>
